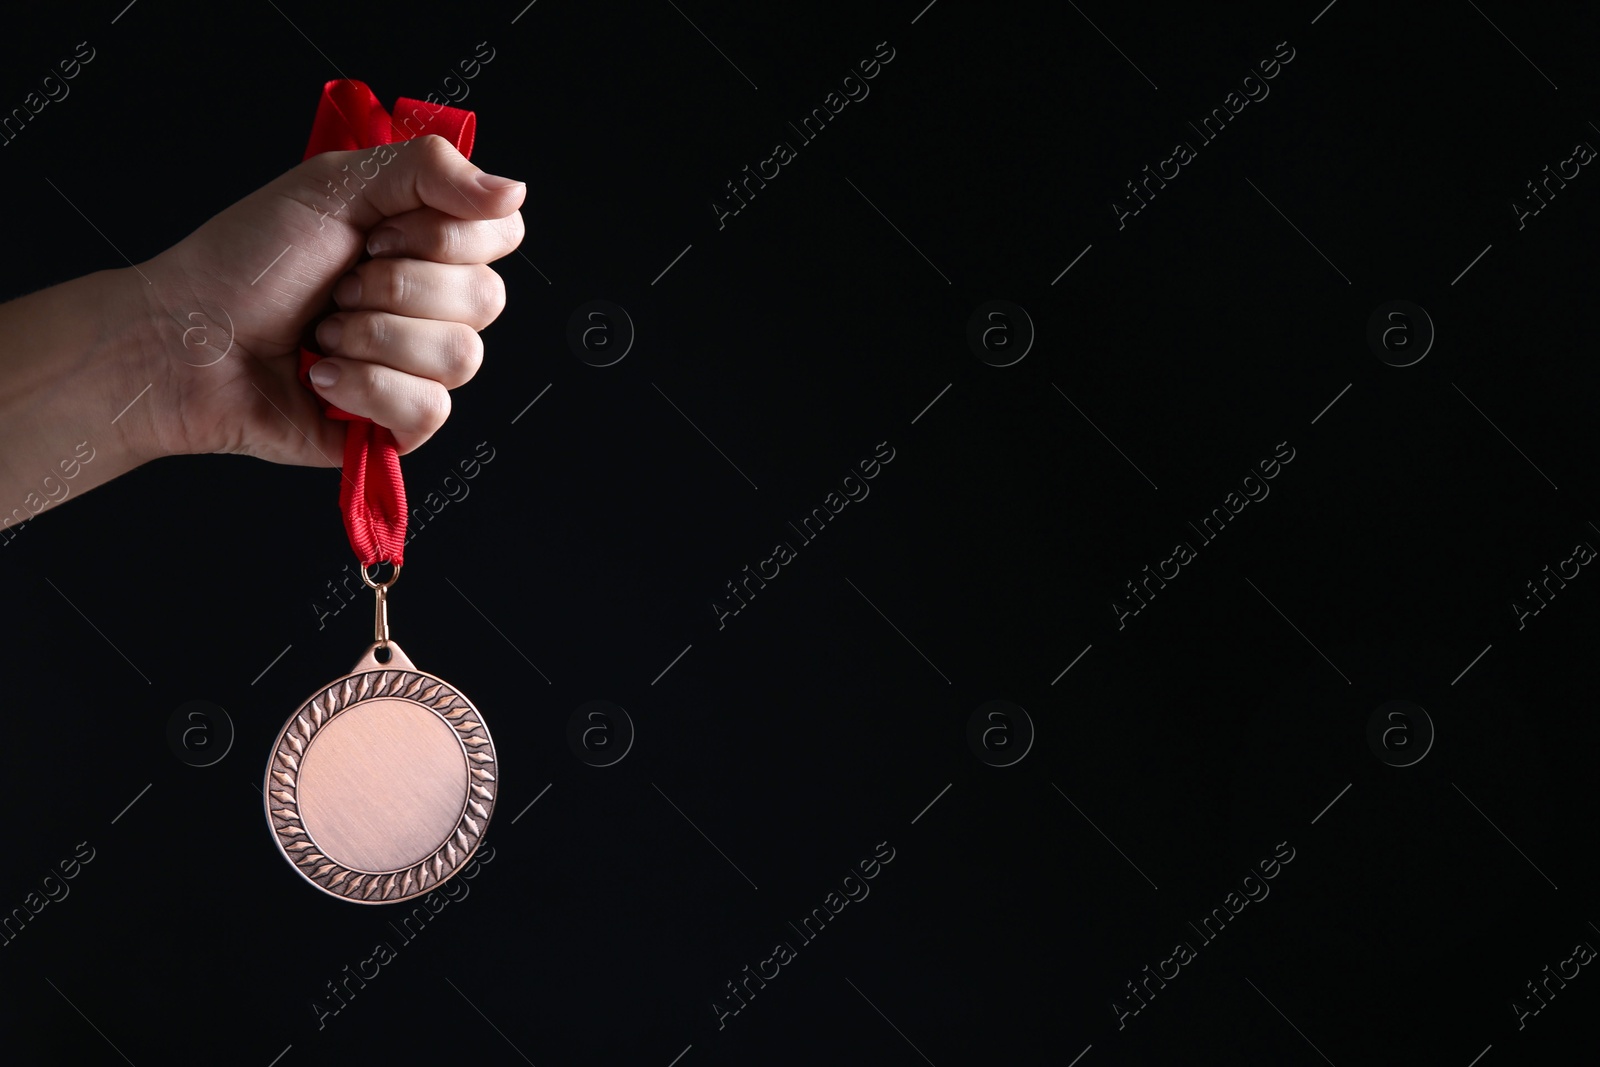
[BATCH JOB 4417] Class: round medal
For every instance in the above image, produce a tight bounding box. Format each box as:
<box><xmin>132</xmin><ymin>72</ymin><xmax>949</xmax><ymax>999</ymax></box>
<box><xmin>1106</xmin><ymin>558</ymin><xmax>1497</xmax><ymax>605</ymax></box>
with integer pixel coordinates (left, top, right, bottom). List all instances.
<box><xmin>264</xmin><ymin>639</ymin><xmax>497</xmax><ymax>903</ymax></box>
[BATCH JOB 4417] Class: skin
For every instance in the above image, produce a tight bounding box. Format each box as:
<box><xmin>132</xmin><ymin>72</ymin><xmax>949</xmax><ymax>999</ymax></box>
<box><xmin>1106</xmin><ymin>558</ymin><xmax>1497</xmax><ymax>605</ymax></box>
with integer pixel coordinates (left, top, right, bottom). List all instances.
<box><xmin>0</xmin><ymin>134</ymin><xmax>525</xmax><ymax>533</ymax></box>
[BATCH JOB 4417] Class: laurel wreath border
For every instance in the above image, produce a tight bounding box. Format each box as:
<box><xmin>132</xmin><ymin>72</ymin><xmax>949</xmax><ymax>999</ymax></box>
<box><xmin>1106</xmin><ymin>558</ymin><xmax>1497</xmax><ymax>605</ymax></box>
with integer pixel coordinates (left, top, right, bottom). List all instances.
<box><xmin>264</xmin><ymin>668</ymin><xmax>496</xmax><ymax>904</ymax></box>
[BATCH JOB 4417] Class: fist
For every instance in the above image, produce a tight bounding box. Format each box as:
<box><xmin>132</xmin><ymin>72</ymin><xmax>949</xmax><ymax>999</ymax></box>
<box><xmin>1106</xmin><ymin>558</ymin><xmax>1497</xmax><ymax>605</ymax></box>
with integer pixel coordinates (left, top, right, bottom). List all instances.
<box><xmin>128</xmin><ymin>134</ymin><xmax>525</xmax><ymax>465</ymax></box>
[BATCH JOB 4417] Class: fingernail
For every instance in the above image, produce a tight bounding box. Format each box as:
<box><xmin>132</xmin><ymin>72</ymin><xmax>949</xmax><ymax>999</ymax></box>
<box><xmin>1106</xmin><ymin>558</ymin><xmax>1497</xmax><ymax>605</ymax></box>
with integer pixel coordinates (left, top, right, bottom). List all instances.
<box><xmin>366</xmin><ymin>228</ymin><xmax>400</xmax><ymax>257</ymax></box>
<box><xmin>316</xmin><ymin>317</ymin><xmax>343</xmax><ymax>352</ymax></box>
<box><xmin>309</xmin><ymin>359</ymin><xmax>340</xmax><ymax>388</ymax></box>
<box><xmin>476</xmin><ymin>172</ymin><xmax>524</xmax><ymax>191</ymax></box>
<box><xmin>333</xmin><ymin>274</ymin><xmax>362</xmax><ymax>308</ymax></box>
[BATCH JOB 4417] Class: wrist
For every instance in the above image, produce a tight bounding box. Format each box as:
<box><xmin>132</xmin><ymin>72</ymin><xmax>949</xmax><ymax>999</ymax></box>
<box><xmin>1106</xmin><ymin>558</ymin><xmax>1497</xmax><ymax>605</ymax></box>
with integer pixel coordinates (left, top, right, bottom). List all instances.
<box><xmin>103</xmin><ymin>264</ymin><xmax>177</xmax><ymax>464</ymax></box>
<box><xmin>110</xmin><ymin>253</ymin><xmax>233</xmax><ymax>463</ymax></box>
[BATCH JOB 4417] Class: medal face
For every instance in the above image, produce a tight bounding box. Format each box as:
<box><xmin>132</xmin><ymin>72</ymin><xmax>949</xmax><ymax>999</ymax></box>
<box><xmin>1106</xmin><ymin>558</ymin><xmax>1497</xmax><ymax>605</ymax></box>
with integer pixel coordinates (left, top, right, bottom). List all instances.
<box><xmin>264</xmin><ymin>642</ymin><xmax>497</xmax><ymax>903</ymax></box>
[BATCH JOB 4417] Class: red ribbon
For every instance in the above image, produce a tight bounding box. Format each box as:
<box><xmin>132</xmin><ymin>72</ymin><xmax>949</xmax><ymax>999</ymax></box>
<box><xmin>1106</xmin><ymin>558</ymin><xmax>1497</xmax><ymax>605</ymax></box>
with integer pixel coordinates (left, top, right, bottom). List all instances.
<box><xmin>296</xmin><ymin>79</ymin><xmax>478</xmax><ymax>567</ymax></box>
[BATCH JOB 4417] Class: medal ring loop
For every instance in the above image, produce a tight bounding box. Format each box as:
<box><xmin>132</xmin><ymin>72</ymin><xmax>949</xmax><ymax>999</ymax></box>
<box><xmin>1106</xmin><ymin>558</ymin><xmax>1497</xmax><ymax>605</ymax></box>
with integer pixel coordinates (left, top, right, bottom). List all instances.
<box><xmin>361</xmin><ymin>561</ymin><xmax>402</xmax><ymax>590</ymax></box>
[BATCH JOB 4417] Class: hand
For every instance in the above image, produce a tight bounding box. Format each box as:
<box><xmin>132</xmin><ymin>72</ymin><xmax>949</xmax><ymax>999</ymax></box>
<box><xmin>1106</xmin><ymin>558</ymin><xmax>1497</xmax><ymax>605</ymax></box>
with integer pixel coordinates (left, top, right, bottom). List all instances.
<box><xmin>129</xmin><ymin>134</ymin><xmax>525</xmax><ymax>464</ymax></box>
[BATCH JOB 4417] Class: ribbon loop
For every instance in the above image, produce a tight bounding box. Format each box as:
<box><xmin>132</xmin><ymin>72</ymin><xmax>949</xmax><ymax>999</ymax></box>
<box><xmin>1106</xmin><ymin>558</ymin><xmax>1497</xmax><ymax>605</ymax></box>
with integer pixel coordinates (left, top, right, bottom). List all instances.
<box><xmin>295</xmin><ymin>79</ymin><xmax>478</xmax><ymax>566</ymax></box>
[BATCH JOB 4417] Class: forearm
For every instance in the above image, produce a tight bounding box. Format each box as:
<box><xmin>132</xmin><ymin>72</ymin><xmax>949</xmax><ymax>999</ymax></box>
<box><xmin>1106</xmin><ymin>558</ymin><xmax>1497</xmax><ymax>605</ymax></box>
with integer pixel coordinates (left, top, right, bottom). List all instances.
<box><xmin>0</xmin><ymin>266</ymin><xmax>159</xmax><ymax>540</ymax></box>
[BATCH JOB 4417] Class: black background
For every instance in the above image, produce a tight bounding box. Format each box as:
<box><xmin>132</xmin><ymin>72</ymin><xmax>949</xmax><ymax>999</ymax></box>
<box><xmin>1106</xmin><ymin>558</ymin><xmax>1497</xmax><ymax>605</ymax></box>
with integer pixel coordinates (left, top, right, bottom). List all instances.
<box><xmin>2</xmin><ymin>1</ymin><xmax>1598</xmax><ymax>1064</ymax></box>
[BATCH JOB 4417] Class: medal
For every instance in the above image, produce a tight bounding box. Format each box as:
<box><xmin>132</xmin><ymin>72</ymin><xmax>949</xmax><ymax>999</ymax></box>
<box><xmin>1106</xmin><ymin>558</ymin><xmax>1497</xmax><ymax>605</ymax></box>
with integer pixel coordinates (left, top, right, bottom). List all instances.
<box><xmin>265</xmin><ymin>566</ymin><xmax>497</xmax><ymax>903</ymax></box>
<box><xmin>264</xmin><ymin>80</ymin><xmax>493</xmax><ymax>903</ymax></box>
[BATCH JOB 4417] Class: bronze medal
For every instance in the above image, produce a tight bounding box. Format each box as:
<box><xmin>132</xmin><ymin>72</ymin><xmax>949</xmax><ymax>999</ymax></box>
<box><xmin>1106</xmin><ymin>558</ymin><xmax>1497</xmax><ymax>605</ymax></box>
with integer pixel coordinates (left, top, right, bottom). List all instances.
<box><xmin>263</xmin><ymin>567</ymin><xmax>497</xmax><ymax>903</ymax></box>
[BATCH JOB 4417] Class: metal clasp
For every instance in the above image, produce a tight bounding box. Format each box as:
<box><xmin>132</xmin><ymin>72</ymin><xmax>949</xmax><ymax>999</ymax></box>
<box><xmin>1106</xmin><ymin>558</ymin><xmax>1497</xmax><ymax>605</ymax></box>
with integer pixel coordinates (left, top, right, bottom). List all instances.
<box><xmin>360</xmin><ymin>562</ymin><xmax>402</xmax><ymax>648</ymax></box>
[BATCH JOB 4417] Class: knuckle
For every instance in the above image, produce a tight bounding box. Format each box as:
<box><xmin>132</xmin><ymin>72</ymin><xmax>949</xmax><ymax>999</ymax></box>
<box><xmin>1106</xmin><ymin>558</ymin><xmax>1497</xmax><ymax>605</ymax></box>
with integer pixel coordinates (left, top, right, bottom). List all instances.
<box><xmin>355</xmin><ymin>311</ymin><xmax>388</xmax><ymax>358</ymax></box>
<box><xmin>501</xmin><ymin>210</ymin><xmax>526</xmax><ymax>246</ymax></box>
<box><xmin>417</xmin><ymin>381</ymin><xmax>452</xmax><ymax>432</ymax></box>
<box><xmin>381</xmin><ymin>262</ymin><xmax>408</xmax><ymax>309</ymax></box>
<box><xmin>370</xmin><ymin>360</ymin><xmax>402</xmax><ymax>399</ymax></box>
<box><xmin>358</xmin><ymin>357</ymin><xmax>391</xmax><ymax>399</ymax></box>
<box><xmin>418</xmin><ymin>133</ymin><xmax>454</xmax><ymax>167</ymax></box>
<box><xmin>439</xmin><ymin>221</ymin><xmax>466</xmax><ymax>261</ymax></box>
<box><xmin>472</xmin><ymin>267</ymin><xmax>506</xmax><ymax>321</ymax></box>
<box><xmin>443</xmin><ymin>325</ymin><xmax>484</xmax><ymax>383</ymax></box>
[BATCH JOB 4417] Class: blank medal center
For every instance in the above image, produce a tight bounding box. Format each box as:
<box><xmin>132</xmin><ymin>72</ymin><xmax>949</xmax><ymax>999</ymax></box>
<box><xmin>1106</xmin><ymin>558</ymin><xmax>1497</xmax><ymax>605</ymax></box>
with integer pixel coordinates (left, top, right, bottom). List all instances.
<box><xmin>298</xmin><ymin>697</ymin><xmax>468</xmax><ymax>873</ymax></box>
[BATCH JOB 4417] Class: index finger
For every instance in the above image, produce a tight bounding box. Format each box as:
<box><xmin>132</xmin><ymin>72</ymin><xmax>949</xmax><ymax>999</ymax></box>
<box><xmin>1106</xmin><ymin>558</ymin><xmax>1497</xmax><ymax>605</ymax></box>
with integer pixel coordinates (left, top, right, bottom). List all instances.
<box><xmin>364</xmin><ymin>206</ymin><xmax>526</xmax><ymax>265</ymax></box>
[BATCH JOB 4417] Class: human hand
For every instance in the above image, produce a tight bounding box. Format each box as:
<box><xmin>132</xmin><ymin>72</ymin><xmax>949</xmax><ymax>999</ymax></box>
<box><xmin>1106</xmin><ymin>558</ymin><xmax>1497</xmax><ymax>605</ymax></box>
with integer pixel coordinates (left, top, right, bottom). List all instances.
<box><xmin>127</xmin><ymin>134</ymin><xmax>525</xmax><ymax>465</ymax></box>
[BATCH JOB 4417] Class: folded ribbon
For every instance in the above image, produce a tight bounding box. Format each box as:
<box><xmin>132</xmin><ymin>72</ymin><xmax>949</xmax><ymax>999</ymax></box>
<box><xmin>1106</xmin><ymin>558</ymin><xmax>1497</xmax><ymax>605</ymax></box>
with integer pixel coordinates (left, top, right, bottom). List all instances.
<box><xmin>296</xmin><ymin>79</ymin><xmax>478</xmax><ymax>567</ymax></box>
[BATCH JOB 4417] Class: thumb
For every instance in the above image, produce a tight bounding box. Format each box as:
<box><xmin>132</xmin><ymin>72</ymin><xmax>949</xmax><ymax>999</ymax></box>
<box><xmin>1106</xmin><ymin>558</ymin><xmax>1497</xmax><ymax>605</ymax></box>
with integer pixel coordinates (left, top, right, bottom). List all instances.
<box><xmin>306</xmin><ymin>134</ymin><xmax>525</xmax><ymax>231</ymax></box>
